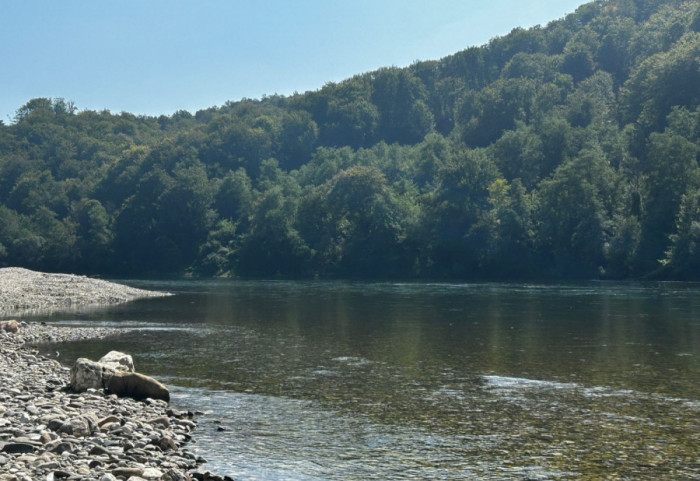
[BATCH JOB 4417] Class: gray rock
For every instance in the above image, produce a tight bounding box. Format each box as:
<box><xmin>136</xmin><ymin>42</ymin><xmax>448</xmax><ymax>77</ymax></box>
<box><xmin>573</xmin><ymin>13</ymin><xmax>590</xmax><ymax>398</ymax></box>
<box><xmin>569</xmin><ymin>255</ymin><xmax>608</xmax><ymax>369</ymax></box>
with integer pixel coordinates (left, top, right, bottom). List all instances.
<box><xmin>88</xmin><ymin>445</ymin><xmax>112</xmax><ymax>456</ymax></box>
<box><xmin>0</xmin><ymin>321</ymin><xmax>19</xmax><ymax>334</ymax></box>
<box><xmin>0</xmin><ymin>442</ymin><xmax>35</xmax><ymax>454</ymax></box>
<box><xmin>69</xmin><ymin>358</ymin><xmax>115</xmax><ymax>392</ymax></box>
<box><xmin>149</xmin><ymin>416</ymin><xmax>170</xmax><ymax>428</ymax></box>
<box><xmin>98</xmin><ymin>351</ymin><xmax>135</xmax><ymax>373</ymax></box>
<box><xmin>161</xmin><ymin>470</ymin><xmax>191</xmax><ymax>481</ymax></box>
<box><xmin>141</xmin><ymin>467</ymin><xmax>164</xmax><ymax>479</ymax></box>
<box><xmin>57</xmin><ymin>417</ymin><xmax>92</xmax><ymax>437</ymax></box>
<box><xmin>158</xmin><ymin>436</ymin><xmax>178</xmax><ymax>452</ymax></box>
<box><xmin>111</xmin><ymin>467</ymin><xmax>143</xmax><ymax>478</ymax></box>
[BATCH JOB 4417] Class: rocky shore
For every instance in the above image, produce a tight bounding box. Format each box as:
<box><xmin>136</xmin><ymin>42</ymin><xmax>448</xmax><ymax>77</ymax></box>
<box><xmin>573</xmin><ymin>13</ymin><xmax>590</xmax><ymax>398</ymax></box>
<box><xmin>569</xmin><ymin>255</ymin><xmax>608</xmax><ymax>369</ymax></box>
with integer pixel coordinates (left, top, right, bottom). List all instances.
<box><xmin>0</xmin><ymin>324</ymin><xmax>233</xmax><ymax>481</ymax></box>
<box><xmin>0</xmin><ymin>268</ymin><xmax>169</xmax><ymax>316</ymax></box>
<box><xmin>0</xmin><ymin>270</ymin><xmax>231</xmax><ymax>481</ymax></box>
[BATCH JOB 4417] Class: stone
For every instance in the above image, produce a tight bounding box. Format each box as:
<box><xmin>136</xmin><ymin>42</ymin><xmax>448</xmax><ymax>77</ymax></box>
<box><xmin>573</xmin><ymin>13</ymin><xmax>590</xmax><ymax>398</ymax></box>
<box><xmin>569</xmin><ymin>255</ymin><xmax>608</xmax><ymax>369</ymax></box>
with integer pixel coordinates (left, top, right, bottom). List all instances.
<box><xmin>111</xmin><ymin>467</ymin><xmax>143</xmax><ymax>478</ymax></box>
<box><xmin>97</xmin><ymin>415</ymin><xmax>121</xmax><ymax>428</ymax></box>
<box><xmin>69</xmin><ymin>358</ymin><xmax>114</xmax><ymax>392</ymax></box>
<box><xmin>98</xmin><ymin>351</ymin><xmax>135</xmax><ymax>373</ymax></box>
<box><xmin>149</xmin><ymin>416</ymin><xmax>170</xmax><ymax>428</ymax></box>
<box><xmin>46</xmin><ymin>441</ymin><xmax>74</xmax><ymax>455</ymax></box>
<box><xmin>161</xmin><ymin>470</ymin><xmax>191</xmax><ymax>481</ymax></box>
<box><xmin>57</xmin><ymin>417</ymin><xmax>93</xmax><ymax>437</ymax></box>
<box><xmin>50</xmin><ymin>471</ymin><xmax>72</xmax><ymax>480</ymax></box>
<box><xmin>0</xmin><ymin>320</ymin><xmax>19</xmax><ymax>334</ymax></box>
<box><xmin>47</xmin><ymin>419</ymin><xmax>65</xmax><ymax>432</ymax></box>
<box><xmin>190</xmin><ymin>471</ymin><xmax>229</xmax><ymax>481</ymax></box>
<box><xmin>0</xmin><ymin>443</ymin><xmax>36</xmax><ymax>454</ymax></box>
<box><xmin>88</xmin><ymin>445</ymin><xmax>112</xmax><ymax>456</ymax></box>
<box><xmin>106</xmin><ymin>372</ymin><xmax>170</xmax><ymax>403</ymax></box>
<box><xmin>14</xmin><ymin>455</ymin><xmax>36</xmax><ymax>463</ymax></box>
<box><xmin>140</xmin><ymin>467</ymin><xmax>164</xmax><ymax>479</ymax></box>
<box><xmin>158</xmin><ymin>436</ymin><xmax>178</xmax><ymax>452</ymax></box>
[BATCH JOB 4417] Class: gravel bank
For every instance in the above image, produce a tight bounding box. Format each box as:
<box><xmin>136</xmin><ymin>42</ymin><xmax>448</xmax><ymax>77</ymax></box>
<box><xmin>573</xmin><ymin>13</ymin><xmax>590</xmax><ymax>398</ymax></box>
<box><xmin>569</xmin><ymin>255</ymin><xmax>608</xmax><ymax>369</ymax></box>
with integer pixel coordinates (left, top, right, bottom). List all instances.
<box><xmin>0</xmin><ymin>268</ymin><xmax>169</xmax><ymax>316</ymax></box>
<box><xmin>0</xmin><ymin>323</ymin><xmax>231</xmax><ymax>481</ymax></box>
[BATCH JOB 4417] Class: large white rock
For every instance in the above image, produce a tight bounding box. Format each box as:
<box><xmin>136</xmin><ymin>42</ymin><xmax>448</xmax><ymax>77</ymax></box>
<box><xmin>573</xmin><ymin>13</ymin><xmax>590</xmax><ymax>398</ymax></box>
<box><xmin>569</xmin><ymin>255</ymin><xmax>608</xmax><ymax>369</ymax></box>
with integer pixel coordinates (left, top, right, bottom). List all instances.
<box><xmin>98</xmin><ymin>351</ymin><xmax>135</xmax><ymax>372</ymax></box>
<box><xmin>69</xmin><ymin>358</ymin><xmax>115</xmax><ymax>392</ymax></box>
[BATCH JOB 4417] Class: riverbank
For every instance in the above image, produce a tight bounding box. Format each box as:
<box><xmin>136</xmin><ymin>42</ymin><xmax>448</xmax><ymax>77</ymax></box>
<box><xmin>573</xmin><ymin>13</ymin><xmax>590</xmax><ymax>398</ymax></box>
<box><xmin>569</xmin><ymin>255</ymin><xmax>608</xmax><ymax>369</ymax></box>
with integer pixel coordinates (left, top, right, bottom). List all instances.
<box><xmin>0</xmin><ymin>269</ymin><xmax>231</xmax><ymax>481</ymax></box>
<box><xmin>0</xmin><ymin>267</ymin><xmax>169</xmax><ymax>316</ymax></box>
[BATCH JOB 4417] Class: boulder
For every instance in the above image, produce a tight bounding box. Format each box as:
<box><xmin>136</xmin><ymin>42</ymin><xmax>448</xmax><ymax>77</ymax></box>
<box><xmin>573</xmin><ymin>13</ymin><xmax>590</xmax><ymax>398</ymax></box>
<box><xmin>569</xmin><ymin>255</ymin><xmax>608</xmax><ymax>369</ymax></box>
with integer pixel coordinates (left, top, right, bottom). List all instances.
<box><xmin>106</xmin><ymin>371</ymin><xmax>170</xmax><ymax>402</ymax></box>
<box><xmin>0</xmin><ymin>320</ymin><xmax>19</xmax><ymax>333</ymax></box>
<box><xmin>98</xmin><ymin>350</ymin><xmax>135</xmax><ymax>372</ymax></box>
<box><xmin>69</xmin><ymin>358</ymin><xmax>115</xmax><ymax>392</ymax></box>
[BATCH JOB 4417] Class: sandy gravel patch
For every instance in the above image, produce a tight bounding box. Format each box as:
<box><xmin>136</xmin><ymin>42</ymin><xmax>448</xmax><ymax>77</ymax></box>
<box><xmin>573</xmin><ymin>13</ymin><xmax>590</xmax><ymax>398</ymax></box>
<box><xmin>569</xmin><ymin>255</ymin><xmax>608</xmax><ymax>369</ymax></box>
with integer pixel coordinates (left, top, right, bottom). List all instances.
<box><xmin>0</xmin><ymin>267</ymin><xmax>169</xmax><ymax>316</ymax></box>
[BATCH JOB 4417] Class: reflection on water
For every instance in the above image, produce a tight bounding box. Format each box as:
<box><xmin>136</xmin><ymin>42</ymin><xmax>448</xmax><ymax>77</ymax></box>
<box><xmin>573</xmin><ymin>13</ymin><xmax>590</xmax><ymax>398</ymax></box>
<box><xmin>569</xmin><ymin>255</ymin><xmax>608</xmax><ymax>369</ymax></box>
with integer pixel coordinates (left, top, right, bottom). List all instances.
<box><xmin>32</xmin><ymin>281</ymin><xmax>700</xmax><ymax>480</ymax></box>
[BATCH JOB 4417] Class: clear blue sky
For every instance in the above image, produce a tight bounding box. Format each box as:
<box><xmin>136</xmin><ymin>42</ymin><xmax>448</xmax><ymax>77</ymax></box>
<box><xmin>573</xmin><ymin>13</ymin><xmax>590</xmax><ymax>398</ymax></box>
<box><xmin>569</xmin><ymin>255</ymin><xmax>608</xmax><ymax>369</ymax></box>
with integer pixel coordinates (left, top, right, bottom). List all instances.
<box><xmin>1</xmin><ymin>0</ymin><xmax>587</xmax><ymax>122</ymax></box>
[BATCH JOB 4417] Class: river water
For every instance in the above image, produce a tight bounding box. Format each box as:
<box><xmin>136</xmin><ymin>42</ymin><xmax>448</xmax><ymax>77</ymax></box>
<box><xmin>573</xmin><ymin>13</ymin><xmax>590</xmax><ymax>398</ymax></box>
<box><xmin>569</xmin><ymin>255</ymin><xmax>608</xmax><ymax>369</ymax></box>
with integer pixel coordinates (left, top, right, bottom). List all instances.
<box><xmin>31</xmin><ymin>281</ymin><xmax>700</xmax><ymax>480</ymax></box>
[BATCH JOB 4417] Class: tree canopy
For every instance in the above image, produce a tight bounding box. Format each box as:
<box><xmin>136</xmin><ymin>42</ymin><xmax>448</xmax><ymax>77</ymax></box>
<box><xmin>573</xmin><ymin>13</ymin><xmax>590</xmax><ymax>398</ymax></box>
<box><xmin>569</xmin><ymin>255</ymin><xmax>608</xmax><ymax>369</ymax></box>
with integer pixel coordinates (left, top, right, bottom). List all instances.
<box><xmin>1</xmin><ymin>0</ymin><xmax>699</xmax><ymax>280</ymax></box>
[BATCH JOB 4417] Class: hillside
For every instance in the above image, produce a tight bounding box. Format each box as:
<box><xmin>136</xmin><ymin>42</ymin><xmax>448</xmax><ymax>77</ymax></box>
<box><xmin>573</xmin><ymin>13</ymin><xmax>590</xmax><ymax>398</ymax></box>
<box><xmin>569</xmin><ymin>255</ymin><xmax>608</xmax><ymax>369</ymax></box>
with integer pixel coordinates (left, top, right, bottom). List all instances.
<box><xmin>0</xmin><ymin>0</ymin><xmax>699</xmax><ymax>279</ymax></box>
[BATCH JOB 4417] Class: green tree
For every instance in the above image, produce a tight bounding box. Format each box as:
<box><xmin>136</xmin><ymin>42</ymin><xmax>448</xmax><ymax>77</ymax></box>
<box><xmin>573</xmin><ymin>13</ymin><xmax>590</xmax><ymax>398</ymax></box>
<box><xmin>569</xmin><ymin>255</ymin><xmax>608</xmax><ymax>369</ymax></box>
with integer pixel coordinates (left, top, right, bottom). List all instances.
<box><xmin>71</xmin><ymin>198</ymin><xmax>113</xmax><ymax>272</ymax></box>
<box><xmin>421</xmin><ymin>148</ymin><xmax>499</xmax><ymax>277</ymax></box>
<box><xmin>663</xmin><ymin>189</ymin><xmax>700</xmax><ymax>278</ymax></box>
<box><xmin>637</xmin><ymin>132</ymin><xmax>700</xmax><ymax>271</ymax></box>
<box><xmin>371</xmin><ymin>68</ymin><xmax>435</xmax><ymax>145</ymax></box>
<box><xmin>536</xmin><ymin>146</ymin><xmax>617</xmax><ymax>277</ymax></box>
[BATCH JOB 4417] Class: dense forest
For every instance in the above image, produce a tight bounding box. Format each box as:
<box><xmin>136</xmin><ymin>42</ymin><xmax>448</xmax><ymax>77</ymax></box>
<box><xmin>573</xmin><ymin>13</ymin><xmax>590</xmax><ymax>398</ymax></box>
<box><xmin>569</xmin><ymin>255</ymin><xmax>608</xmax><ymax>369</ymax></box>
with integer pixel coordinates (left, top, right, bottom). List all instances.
<box><xmin>1</xmin><ymin>0</ymin><xmax>699</xmax><ymax>280</ymax></box>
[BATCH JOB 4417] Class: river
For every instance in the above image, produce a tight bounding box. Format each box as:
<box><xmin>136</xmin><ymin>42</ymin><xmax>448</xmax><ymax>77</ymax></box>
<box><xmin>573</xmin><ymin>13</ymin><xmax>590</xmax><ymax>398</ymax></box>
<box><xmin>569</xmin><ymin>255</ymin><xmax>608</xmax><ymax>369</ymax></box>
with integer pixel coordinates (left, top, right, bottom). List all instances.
<box><xmin>31</xmin><ymin>281</ymin><xmax>700</xmax><ymax>480</ymax></box>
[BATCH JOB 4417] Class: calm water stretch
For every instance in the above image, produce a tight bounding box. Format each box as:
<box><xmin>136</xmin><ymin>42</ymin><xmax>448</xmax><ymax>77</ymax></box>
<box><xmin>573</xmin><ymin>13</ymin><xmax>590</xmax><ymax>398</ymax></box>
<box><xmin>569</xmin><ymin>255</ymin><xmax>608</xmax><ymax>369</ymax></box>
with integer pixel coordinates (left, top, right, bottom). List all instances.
<box><xmin>30</xmin><ymin>281</ymin><xmax>699</xmax><ymax>480</ymax></box>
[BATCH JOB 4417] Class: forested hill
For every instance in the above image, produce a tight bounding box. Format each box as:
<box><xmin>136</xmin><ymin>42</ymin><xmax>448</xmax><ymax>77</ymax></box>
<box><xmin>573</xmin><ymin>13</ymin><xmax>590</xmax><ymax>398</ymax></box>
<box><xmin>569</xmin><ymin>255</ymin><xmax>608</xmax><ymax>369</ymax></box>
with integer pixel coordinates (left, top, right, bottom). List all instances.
<box><xmin>1</xmin><ymin>0</ymin><xmax>699</xmax><ymax>280</ymax></box>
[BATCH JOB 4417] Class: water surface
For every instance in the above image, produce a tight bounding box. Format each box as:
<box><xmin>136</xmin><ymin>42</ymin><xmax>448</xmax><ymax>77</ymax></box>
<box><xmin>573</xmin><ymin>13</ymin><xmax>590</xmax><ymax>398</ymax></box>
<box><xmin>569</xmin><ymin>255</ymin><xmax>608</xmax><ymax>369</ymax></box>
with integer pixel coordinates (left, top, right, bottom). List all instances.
<box><xmin>32</xmin><ymin>281</ymin><xmax>700</xmax><ymax>480</ymax></box>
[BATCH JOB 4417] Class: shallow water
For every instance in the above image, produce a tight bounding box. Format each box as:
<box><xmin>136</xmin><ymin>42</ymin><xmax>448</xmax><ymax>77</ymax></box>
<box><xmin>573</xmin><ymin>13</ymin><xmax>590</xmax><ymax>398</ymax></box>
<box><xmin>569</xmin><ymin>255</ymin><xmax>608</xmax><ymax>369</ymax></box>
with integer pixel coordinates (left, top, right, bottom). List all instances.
<box><xmin>32</xmin><ymin>281</ymin><xmax>700</xmax><ymax>480</ymax></box>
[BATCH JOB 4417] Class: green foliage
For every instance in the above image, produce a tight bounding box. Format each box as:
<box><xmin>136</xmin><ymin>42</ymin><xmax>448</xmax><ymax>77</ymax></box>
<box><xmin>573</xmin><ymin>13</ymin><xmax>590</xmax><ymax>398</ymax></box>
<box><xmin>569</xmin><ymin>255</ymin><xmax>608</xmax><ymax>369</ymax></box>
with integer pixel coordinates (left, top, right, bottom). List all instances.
<box><xmin>663</xmin><ymin>189</ymin><xmax>700</xmax><ymax>277</ymax></box>
<box><xmin>536</xmin><ymin>146</ymin><xmax>617</xmax><ymax>277</ymax></box>
<box><xmin>0</xmin><ymin>0</ymin><xmax>699</xmax><ymax>279</ymax></box>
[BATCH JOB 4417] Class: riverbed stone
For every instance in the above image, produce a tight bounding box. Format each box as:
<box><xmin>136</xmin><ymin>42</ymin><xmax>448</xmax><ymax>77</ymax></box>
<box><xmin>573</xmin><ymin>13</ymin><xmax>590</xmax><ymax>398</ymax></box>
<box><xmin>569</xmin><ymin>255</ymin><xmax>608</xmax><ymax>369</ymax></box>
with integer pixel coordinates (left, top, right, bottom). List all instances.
<box><xmin>98</xmin><ymin>351</ymin><xmax>135</xmax><ymax>373</ymax></box>
<box><xmin>141</xmin><ymin>467</ymin><xmax>164</xmax><ymax>479</ymax></box>
<box><xmin>0</xmin><ymin>443</ymin><xmax>36</xmax><ymax>454</ymax></box>
<box><xmin>0</xmin><ymin>321</ymin><xmax>18</xmax><ymax>334</ymax></box>
<box><xmin>111</xmin><ymin>467</ymin><xmax>144</xmax><ymax>478</ymax></box>
<box><xmin>69</xmin><ymin>358</ymin><xmax>115</xmax><ymax>392</ymax></box>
